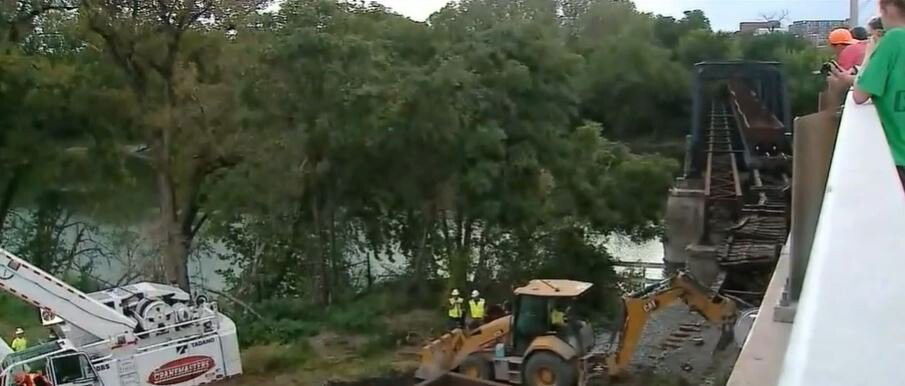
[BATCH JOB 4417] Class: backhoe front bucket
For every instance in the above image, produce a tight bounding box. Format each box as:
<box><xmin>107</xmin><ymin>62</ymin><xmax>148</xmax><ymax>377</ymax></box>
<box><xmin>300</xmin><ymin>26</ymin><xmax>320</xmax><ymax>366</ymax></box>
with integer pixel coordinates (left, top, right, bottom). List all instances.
<box><xmin>416</xmin><ymin>330</ymin><xmax>468</xmax><ymax>380</ymax></box>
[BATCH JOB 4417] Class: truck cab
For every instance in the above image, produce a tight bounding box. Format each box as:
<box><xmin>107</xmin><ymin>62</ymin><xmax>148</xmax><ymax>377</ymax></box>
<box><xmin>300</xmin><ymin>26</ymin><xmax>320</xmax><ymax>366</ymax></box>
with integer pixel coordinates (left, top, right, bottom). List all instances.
<box><xmin>0</xmin><ymin>341</ymin><xmax>101</xmax><ymax>386</ymax></box>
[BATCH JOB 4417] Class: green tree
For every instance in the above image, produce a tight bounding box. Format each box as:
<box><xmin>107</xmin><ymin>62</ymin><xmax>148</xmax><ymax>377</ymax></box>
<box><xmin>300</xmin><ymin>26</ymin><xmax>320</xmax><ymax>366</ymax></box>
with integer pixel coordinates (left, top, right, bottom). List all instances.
<box><xmin>201</xmin><ymin>0</ymin><xmax>679</xmax><ymax>309</ymax></box>
<box><xmin>2</xmin><ymin>1</ymin><xmax>801</xmax><ymax>338</ymax></box>
<box><xmin>0</xmin><ymin>0</ymin><xmax>78</xmax><ymax>44</ymax></box>
<box><xmin>737</xmin><ymin>32</ymin><xmax>810</xmax><ymax>61</ymax></box>
<box><xmin>79</xmin><ymin>0</ymin><xmax>263</xmax><ymax>291</ymax></box>
<box><xmin>652</xmin><ymin>9</ymin><xmax>712</xmax><ymax>49</ymax></box>
<box><xmin>571</xmin><ymin>1</ymin><xmax>689</xmax><ymax>139</ymax></box>
<box><xmin>207</xmin><ymin>0</ymin><xmax>434</xmax><ymax>303</ymax></box>
<box><xmin>736</xmin><ymin>32</ymin><xmax>825</xmax><ymax>117</ymax></box>
<box><xmin>677</xmin><ymin>30</ymin><xmax>735</xmax><ymax>66</ymax></box>
<box><xmin>0</xmin><ymin>8</ymin><xmax>125</xmax><ymax>244</ymax></box>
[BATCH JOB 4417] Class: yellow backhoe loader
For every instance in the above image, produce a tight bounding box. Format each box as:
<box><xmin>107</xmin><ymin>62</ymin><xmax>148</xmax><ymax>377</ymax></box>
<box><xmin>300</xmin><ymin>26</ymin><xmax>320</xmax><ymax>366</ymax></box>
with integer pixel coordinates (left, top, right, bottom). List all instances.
<box><xmin>415</xmin><ymin>272</ymin><xmax>737</xmax><ymax>386</ymax></box>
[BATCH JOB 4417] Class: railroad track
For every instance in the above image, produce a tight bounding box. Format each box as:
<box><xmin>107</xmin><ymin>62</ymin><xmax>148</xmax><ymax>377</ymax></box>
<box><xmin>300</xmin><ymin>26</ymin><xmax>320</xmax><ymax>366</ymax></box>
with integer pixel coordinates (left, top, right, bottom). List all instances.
<box><xmin>704</xmin><ymin>80</ymin><xmax>791</xmax><ymax>305</ymax></box>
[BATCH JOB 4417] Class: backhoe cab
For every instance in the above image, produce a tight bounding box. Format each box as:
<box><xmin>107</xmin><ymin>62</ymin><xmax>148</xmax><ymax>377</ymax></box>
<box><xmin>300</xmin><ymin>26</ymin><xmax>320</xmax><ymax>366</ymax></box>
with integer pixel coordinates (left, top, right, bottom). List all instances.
<box><xmin>416</xmin><ymin>272</ymin><xmax>738</xmax><ymax>386</ymax></box>
<box><xmin>418</xmin><ymin>279</ymin><xmax>595</xmax><ymax>386</ymax></box>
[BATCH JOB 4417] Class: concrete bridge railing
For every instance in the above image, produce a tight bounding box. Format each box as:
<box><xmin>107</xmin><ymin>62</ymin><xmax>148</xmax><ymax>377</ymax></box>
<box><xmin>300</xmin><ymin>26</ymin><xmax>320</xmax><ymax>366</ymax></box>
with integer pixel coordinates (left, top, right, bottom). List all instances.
<box><xmin>730</xmin><ymin>93</ymin><xmax>905</xmax><ymax>385</ymax></box>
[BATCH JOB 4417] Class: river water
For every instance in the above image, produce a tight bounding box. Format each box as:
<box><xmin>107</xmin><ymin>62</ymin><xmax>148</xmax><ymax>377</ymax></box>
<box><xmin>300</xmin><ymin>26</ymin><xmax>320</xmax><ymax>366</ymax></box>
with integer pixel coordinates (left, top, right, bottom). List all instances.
<box><xmin>182</xmin><ymin>235</ymin><xmax>666</xmax><ymax>291</ymax></box>
<box><xmin>4</xmin><ymin>211</ymin><xmax>664</xmax><ymax>291</ymax></box>
<box><xmin>607</xmin><ymin>235</ymin><xmax>665</xmax><ymax>280</ymax></box>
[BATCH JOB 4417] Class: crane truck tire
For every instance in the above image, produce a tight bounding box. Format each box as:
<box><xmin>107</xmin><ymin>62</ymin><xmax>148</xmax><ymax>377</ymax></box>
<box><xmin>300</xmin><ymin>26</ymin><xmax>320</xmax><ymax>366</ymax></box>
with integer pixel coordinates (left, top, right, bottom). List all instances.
<box><xmin>523</xmin><ymin>351</ymin><xmax>577</xmax><ymax>386</ymax></box>
<box><xmin>458</xmin><ymin>354</ymin><xmax>493</xmax><ymax>380</ymax></box>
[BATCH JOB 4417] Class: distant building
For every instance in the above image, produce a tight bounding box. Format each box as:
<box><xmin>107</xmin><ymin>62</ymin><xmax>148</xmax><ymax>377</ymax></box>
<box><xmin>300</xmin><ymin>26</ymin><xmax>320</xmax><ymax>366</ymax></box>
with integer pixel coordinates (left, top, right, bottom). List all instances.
<box><xmin>789</xmin><ymin>20</ymin><xmax>849</xmax><ymax>46</ymax></box>
<box><xmin>739</xmin><ymin>21</ymin><xmax>782</xmax><ymax>35</ymax></box>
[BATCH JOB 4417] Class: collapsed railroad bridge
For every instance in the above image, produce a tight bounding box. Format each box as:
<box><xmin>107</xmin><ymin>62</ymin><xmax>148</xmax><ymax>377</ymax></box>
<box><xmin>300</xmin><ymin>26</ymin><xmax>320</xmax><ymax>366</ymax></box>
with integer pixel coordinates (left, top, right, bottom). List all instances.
<box><xmin>664</xmin><ymin>61</ymin><xmax>792</xmax><ymax>306</ymax></box>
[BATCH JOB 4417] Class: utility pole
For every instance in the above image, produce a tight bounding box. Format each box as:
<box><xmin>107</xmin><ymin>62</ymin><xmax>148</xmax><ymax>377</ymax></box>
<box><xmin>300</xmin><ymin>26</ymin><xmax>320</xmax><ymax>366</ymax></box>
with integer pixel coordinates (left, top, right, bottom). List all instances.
<box><xmin>851</xmin><ymin>0</ymin><xmax>860</xmax><ymax>27</ymax></box>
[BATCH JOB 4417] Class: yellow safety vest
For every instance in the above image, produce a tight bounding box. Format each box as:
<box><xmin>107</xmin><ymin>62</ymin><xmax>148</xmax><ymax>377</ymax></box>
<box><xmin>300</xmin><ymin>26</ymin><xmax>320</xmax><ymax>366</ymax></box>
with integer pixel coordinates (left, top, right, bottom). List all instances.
<box><xmin>448</xmin><ymin>297</ymin><xmax>463</xmax><ymax>318</ymax></box>
<box><xmin>469</xmin><ymin>299</ymin><xmax>485</xmax><ymax>319</ymax></box>
<box><xmin>551</xmin><ymin>310</ymin><xmax>565</xmax><ymax>326</ymax></box>
<box><xmin>11</xmin><ymin>337</ymin><xmax>27</xmax><ymax>352</ymax></box>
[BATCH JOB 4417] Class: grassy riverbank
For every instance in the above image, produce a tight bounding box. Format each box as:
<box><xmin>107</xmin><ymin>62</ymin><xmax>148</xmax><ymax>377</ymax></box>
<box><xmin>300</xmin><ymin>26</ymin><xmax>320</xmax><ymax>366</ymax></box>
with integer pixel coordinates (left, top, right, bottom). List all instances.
<box><xmin>232</xmin><ymin>309</ymin><xmax>439</xmax><ymax>385</ymax></box>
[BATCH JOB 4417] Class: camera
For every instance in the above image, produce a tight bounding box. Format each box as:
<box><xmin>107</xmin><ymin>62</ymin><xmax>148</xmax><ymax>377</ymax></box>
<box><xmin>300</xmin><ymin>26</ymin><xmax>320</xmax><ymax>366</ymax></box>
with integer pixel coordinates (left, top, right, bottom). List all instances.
<box><xmin>816</xmin><ymin>61</ymin><xmax>857</xmax><ymax>76</ymax></box>
<box><xmin>819</xmin><ymin>61</ymin><xmax>841</xmax><ymax>76</ymax></box>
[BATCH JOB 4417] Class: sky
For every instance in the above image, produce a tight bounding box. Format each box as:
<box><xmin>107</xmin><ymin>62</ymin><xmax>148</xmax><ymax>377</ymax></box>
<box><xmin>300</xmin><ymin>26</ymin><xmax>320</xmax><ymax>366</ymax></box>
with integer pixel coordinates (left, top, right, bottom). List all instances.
<box><xmin>374</xmin><ymin>0</ymin><xmax>879</xmax><ymax>31</ymax></box>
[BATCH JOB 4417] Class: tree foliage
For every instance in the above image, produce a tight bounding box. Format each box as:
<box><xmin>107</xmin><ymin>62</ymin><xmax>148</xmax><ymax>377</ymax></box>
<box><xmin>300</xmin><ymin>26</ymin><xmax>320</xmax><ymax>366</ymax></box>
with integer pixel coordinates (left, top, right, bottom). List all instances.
<box><xmin>1</xmin><ymin>0</ymin><xmax>826</xmax><ymax>318</ymax></box>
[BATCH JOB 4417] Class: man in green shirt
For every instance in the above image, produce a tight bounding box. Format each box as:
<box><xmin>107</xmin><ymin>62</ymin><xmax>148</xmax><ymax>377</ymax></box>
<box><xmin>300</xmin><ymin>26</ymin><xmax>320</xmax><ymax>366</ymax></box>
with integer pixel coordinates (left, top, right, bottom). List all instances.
<box><xmin>830</xmin><ymin>0</ymin><xmax>905</xmax><ymax>189</ymax></box>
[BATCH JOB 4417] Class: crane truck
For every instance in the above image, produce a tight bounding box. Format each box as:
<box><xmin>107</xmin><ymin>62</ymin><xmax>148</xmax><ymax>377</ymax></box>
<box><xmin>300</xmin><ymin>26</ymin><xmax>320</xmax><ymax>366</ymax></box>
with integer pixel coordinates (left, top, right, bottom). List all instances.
<box><xmin>0</xmin><ymin>247</ymin><xmax>241</xmax><ymax>386</ymax></box>
<box><xmin>416</xmin><ymin>272</ymin><xmax>737</xmax><ymax>386</ymax></box>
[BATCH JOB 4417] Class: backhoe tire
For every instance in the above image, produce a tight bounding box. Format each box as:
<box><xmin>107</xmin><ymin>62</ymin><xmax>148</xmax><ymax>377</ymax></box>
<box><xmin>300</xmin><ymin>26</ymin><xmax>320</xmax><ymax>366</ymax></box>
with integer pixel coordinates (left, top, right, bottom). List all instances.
<box><xmin>458</xmin><ymin>354</ymin><xmax>493</xmax><ymax>380</ymax></box>
<box><xmin>524</xmin><ymin>351</ymin><xmax>577</xmax><ymax>386</ymax></box>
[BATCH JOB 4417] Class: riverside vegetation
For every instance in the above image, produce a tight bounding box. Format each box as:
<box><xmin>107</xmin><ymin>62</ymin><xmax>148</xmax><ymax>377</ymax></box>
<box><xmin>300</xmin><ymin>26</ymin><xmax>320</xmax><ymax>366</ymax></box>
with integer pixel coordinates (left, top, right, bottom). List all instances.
<box><xmin>0</xmin><ymin>0</ymin><xmax>825</xmax><ymax>382</ymax></box>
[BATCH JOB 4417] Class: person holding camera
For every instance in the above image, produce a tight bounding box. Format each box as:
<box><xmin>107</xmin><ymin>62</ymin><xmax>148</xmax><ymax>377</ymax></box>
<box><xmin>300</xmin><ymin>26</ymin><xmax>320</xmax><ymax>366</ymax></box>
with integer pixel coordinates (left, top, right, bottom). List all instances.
<box><xmin>829</xmin><ymin>0</ymin><xmax>905</xmax><ymax>189</ymax></box>
<box><xmin>829</xmin><ymin>28</ymin><xmax>866</xmax><ymax>71</ymax></box>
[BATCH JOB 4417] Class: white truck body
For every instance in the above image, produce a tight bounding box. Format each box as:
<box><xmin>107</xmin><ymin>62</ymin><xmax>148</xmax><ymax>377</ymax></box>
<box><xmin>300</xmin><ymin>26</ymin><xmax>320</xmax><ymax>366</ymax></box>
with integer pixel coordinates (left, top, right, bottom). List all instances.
<box><xmin>0</xmin><ymin>248</ymin><xmax>243</xmax><ymax>386</ymax></box>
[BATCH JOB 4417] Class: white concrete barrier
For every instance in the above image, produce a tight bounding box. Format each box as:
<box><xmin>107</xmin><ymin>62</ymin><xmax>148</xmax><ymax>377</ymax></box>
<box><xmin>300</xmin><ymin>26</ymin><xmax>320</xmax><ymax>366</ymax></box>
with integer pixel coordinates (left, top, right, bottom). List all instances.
<box><xmin>779</xmin><ymin>94</ymin><xmax>905</xmax><ymax>385</ymax></box>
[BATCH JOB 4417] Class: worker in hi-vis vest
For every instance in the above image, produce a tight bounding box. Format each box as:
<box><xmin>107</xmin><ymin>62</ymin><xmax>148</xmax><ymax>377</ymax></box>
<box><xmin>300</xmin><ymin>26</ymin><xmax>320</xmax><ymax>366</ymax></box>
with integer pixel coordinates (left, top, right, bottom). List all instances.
<box><xmin>447</xmin><ymin>289</ymin><xmax>465</xmax><ymax>330</ymax></box>
<box><xmin>468</xmin><ymin>290</ymin><xmax>486</xmax><ymax>329</ymax></box>
<box><xmin>10</xmin><ymin>328</ymin><xmax>27</xmax><ymax>352</ymax></box>
<box><xmin>550</xmin><ymin>307</ymin><xmax>566</xmax><ymax>327</ymax></box>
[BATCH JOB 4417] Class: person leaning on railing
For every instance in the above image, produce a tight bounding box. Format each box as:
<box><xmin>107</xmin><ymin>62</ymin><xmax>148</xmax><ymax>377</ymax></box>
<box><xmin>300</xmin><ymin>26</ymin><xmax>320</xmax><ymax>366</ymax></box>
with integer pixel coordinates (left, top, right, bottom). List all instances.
<box><xmin>870</xmin><ymin>16</ymin><xmax>885</xmax><ymax>40</ymax></box>
<box><xmin>829</xmin><ymin>0</ymin><xmax>905</xmax><ymax>190</ymax></box>
<box><xmin>829</xmin><ymin>28</ymin><xmax>866</xmax><ymax>71</ymax></box>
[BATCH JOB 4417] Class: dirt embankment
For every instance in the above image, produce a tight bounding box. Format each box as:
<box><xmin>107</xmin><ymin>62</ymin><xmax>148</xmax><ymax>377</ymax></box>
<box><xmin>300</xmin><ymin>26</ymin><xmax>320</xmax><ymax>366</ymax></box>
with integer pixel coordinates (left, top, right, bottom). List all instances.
<box><xmin>326</xmin><ymin>374</ymin><xmax>416</xmax><ymax>386</ymax></box>
<box><xmin>226</xmin><ymin>305</ymin><xmax>737</xmax><ymax>386</ymax></box>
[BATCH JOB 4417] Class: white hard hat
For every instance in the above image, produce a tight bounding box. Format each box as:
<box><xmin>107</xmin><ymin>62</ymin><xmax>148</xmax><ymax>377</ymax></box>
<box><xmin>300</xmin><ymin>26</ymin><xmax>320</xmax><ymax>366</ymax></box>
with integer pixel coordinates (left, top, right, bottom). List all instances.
<box><xmin>472</xmin><ymin>290</ymin><xmax>480</xmax><ymax>298</ymax></box>
<box><xmin>15</xmin><ymin>328</ymin><xmax>23</xmax><ymax>335</ymax></box>
<box><xmin>451</xmin><ymin>289</ymin><xmax>460</xmax><ymax>296</ymax></box>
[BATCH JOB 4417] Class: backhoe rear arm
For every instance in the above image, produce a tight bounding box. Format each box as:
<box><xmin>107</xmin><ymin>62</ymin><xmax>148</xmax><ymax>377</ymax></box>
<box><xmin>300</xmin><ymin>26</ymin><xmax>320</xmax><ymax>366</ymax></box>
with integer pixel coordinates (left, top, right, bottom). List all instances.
<box><xmin>605</xmin><ymin>272</ymin><xmax>737</xmax><ymax>376</ymax></box>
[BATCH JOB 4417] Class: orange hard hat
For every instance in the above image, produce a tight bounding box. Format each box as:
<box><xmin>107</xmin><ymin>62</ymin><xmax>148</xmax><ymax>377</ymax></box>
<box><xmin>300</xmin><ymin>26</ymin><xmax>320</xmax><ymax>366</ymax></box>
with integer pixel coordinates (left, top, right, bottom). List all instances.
<box><xmin>829</xmin><ymin>28</ymin><xmax>857</xmax><ymax>45</ymax></box>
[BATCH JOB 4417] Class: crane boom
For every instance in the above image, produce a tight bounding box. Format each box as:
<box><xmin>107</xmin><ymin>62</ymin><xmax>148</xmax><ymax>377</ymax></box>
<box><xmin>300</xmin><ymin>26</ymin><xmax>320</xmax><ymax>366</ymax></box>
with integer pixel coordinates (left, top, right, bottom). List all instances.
<box><xmin>0</xmin><ymin>248</ymin><xmax>136</xmax><ymax>341</ymax></box>
<box><xmin>0</xmin><ymin>247</ymin><xmax>243</xmax><ymax>386</ymax></box>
